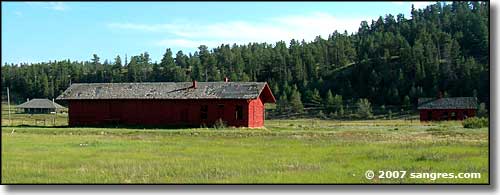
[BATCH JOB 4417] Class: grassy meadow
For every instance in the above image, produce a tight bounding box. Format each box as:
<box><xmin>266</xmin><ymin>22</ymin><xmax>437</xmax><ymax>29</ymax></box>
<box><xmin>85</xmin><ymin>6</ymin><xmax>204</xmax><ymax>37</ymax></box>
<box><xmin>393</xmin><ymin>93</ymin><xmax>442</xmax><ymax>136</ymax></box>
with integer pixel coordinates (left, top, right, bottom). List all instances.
<box><xmin>1</xmin><ymin>104</ymin><xmax>489</xmax><ymax>184</ymax></box>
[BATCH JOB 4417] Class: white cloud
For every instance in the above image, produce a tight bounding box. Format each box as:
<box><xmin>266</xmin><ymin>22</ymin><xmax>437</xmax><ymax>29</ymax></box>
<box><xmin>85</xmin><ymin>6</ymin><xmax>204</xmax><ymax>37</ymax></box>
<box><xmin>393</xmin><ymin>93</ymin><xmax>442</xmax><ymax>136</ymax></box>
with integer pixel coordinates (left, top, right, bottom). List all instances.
<box><xmin>14</xmin><ymin>11</ymin><xmax>23</xmax><ymax>16</ymax></box>
<box><xmin>26</xmin><ymin>2</ymin><xmax>69</xmax><ymax>11</ymax></box>
<box><xmin>391</xmin><ymin>1</ymin><xmax>438</xmax><ymax>9</ymax></box>
<box><xmin>109</xmin><ymin>12</ymin><xmax>364</xmax><ymax>49</ymax></box>
<box><xmin>412</xmin><ymin>2</ymin><xmax>436</xmax><ymax>9</ymax></box>
<box><xmin>107</xmin><ymin>23</ymin><xmax>176</xmax><ymax>32</ymax></box>
<box><xmin>156</xmin><ymin>39</ymin><xmax>246</xmax><ymax>49</ymax></box>
<box><xmin>49</xmin><ymin>2</ymin><xmax>67</xmax><ymax>11</ymax></box>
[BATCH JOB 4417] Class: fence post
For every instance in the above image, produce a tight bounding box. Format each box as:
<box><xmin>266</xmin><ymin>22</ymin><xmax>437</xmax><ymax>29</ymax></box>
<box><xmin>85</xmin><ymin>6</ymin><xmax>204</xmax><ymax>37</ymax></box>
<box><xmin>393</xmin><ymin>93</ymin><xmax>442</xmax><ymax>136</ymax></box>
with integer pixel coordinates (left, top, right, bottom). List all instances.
<box><xmin>7</xmin><ymin>87</ymin><xmax>12</xmax><ymax>126</ymax></box>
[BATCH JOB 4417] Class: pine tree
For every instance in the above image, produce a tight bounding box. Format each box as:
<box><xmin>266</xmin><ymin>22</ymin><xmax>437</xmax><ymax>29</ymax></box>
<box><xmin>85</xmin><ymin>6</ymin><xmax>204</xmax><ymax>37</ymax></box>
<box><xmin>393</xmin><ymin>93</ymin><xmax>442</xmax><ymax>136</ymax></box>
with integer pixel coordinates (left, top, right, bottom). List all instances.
<box><xmin>333</xmin><ymin>94</ymin><xmax>343</xmax><ymax>110</ymax></box>
<box><xmin>127</xmin><ymin>56</ymin><xmax>140</xmax><ymax>82</ymax></box>
<box><xmin>277</xmin><ymin>94</ymin><xmax>289</xmax><ymax>114</ymax></box>
<box><xmin>41</xmin><ymin>74</ymin><xmax>49</xmax><ymax>97</ymax></box>
<box><xmin>160</xmin><ymin>49</ymin><xmax>175</xmax><ymax>81</ymax></box>
<box><xmin>324</xmin><ymin>90</ymin><xmax>335</xmax><ymax>113</ymax></box>
<box><xmin>0</xmin><ymin>2</ymin><xmax>490</xmax><ymax>107</ymax></box>
<box><xmin>175</xmin><ymin>51</ymin><xmax>188</xmax><ymax>69</ymax></box>
<box><xmin>403</xmin><ymin>95</ymin><xmax>411</xmax><ymax>110</ymax></box>
<box><xmin>310</xmin><ymin>89</ymin><xmax>322</xmax><ymax>106</ymax></box>
<box><xmin>477</xmin><ymin>102</ymin><xmax>488</xmax><ymax>117</ymax></box>
<box><xmin>289</xmin><ymin>88</ymin><xmax>304</xmax><ymax>114</ymax></box>
<box><xmin>112</xmin><ymin>55</ymin><xmax>122</xmax><ymax>82</ymax></box>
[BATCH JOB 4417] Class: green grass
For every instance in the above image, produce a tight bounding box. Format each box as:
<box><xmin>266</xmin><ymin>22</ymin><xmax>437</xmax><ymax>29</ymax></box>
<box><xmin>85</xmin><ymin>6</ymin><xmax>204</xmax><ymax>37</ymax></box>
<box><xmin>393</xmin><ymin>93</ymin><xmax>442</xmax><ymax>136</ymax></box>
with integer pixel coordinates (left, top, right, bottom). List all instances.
<box><xmin>1</xmin><ymin>117</ymin><xmax>488</xmax><ymax>184</ymax></box>
<box><xmin>1</xmin><ymin>104</ymin><xmax>489</xmax><ymax>184</ymax></box>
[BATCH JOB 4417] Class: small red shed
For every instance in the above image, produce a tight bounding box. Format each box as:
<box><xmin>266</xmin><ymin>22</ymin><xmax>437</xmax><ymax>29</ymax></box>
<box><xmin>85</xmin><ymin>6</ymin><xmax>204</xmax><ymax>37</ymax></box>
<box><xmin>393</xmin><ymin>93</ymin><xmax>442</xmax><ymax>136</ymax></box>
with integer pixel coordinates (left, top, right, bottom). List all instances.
<box><xmin>56</xmin><ymin>81</ymin><xmax>276</xmax><ymax>127</ymax></box>
<box><xmin>417</xmin><ymin>97</ymin><xmax>477</xmax><ymax>121</ymax></box>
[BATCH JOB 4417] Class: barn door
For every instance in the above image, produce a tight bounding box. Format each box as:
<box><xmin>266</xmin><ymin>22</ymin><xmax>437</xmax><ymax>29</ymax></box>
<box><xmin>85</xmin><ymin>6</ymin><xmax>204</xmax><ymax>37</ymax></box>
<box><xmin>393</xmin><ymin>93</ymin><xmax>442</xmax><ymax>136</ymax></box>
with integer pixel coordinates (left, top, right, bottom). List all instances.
<box><xmin>217</xmin><ymin>104</ymin><xmax>224</xmax><ymax>121</ymax></box>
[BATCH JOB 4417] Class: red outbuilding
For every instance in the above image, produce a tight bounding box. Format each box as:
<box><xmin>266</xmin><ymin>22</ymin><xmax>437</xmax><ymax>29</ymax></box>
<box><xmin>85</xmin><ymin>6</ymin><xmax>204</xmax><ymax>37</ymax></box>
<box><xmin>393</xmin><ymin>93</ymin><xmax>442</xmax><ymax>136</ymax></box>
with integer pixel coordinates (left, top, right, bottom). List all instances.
<box><xmin>417</xmin><ymin>97</ymin><xmax>477</xmax><ymax>121</ymax></box>
<box><xmin>56</xmin><ymin>81</ymin><xmax>276</xmax><ymax>127</ymax></box>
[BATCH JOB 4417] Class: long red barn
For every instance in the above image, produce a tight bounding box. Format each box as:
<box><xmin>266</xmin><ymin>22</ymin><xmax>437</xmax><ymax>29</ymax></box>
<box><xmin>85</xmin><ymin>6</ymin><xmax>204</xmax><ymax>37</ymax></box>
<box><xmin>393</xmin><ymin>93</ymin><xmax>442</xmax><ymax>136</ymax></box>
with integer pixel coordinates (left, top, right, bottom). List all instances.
<box><xmin>417</xmin><ymin>97</ymin><xmax>477</xmax><ymax>121</ymax></box>
<box><xmin>56</xmin><ymin>81</ymin><xmax>276</xmax><ymax>127</ymax></box>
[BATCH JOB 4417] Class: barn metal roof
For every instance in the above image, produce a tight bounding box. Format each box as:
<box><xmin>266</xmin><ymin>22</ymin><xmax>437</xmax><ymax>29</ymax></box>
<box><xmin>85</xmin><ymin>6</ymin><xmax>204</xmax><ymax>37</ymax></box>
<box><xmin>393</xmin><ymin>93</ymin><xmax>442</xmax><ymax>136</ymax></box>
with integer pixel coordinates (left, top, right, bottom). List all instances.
<box><xmin>56</xmin><ymin>82</ymin><xmax>275</xmax><ymax>102</ymax></box>
<box><xmin>417</xmin><ymin>97</ymin><xmax>478</xmax><ymax>110</ymax></box>
<box><xmin>17</xmin><ymin>98</ymin><xmax>66</xmax><ymax>109</ymax></box>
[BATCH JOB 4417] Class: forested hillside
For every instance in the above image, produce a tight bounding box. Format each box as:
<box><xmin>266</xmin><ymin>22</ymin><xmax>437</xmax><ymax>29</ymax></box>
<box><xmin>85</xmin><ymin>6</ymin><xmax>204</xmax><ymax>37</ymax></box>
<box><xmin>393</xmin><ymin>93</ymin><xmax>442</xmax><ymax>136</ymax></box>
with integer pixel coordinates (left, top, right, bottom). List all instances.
<box><xmin>2</xmin><ymin>2</ymin><xmax>489</xmax><ymax>116</ymax></box>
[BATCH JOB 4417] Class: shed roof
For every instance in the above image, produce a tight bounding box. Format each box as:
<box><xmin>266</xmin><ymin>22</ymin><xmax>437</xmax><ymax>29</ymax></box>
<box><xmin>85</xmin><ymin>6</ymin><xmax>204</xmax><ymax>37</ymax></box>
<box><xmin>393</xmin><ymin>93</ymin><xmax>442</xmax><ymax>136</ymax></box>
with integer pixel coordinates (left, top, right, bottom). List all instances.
<box><xmin>17</xmin><ymin>98</ymin><xmax>66</xmax><ymax>109</ymax></box>
<box><xmin>417</xmin><ymin>97</ymin><xmax>478</xmax><ymax>110</ymax></box>
<box><xmin>56</xmin><ymin>82</ymin><xmax>276</xmax><ymax>103</ymax></box>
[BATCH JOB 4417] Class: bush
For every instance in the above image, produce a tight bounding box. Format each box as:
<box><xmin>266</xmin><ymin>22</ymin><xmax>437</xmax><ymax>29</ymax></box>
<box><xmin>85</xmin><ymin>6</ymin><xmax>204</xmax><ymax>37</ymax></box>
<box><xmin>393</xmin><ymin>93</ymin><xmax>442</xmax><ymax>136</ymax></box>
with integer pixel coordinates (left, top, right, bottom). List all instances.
<box><xmin>317</xmin><ymin>110</ymin><xmax>327</xmax><ymax>119</ymax></box>
<box><xmin>463</xmin><ymin>117</ymin><xmax>488</xmax><ymax>129</ymax></box>
<box><xmin>356</xmin><ymin>98</ymin><xmax>373</xmax><ymax>119</ymax></box>
<box><xmin>214</xmin><ymin>118</ymin><xmax>227</xmax><ymax>129</ymax></box>
<box><xmin>328</xmin><ymin>112</ymin><xmax>336</xmax><ymax>119</ymax></box>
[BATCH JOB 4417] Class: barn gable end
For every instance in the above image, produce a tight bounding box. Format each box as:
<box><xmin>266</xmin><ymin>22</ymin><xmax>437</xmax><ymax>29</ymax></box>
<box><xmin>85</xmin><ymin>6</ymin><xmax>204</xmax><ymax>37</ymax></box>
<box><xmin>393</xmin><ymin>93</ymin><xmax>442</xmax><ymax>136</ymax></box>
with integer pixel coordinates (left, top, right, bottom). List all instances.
<box><xmin>257</xmin><ymin>83</ymin><xmax>276</xmax><ymax>104</ymax></box>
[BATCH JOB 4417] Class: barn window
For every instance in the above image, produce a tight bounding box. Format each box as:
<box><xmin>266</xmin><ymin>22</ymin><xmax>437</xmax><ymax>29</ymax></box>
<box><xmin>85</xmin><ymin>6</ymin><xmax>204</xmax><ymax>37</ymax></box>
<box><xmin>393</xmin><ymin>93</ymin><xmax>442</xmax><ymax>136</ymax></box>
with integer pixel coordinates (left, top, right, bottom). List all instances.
<box><xmin>442</xmin><ymin>111</ymin><xmax>448</xmax><ymax>120</ymax></box>
<box><xmin>200</xmin><ymin>105</ymin><xmax>208</xmax><ymax>120</ymax></box>
<box><xmin>235</xmin><ymin>105</ymin><xmax>243</xmax><ymax>120</ymax></box>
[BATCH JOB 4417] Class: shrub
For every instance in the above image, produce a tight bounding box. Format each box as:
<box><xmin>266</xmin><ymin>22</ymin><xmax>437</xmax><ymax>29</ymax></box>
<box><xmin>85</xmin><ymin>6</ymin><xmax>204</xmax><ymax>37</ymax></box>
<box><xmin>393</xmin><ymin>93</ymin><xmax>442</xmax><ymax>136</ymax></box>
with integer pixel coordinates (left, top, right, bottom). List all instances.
<box><xmin>328</xmin><ymin>112</ymin><xmax>336</xmax><ymax>119</ymax></box>
<box><xmin>463</xmin><ymin>117</ymin><xmax>488</xmax><ymax>129</ymax></box>
<box><xmin>356</xmin><ymin>98</ymin><xmax>373</xmax><ymax>119</ymax></box>
<box><xmin>200</xmin><ymin>123</ymin><xmax>208</xmax><ymax>128</ymax></box>
<box><xmin>214</xmin><ymin>118</ymin><xmax>227</xmax><ymax>129</ymax></box>
<box><xmin>317</xmin><ymin>110</ymin><xmax>327</xmax><ymax>119</ymax></box>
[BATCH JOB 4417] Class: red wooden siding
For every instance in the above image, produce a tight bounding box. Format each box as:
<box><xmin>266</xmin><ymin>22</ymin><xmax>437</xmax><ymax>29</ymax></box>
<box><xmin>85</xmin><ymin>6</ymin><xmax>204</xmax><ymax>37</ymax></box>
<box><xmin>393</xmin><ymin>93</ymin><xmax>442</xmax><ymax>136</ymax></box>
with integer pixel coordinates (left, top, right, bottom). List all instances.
<box><xmin>419</xmin><ymin>109</ymin><xmax>476</xmax><ymax>121</ymax></box>
<box><xmin>68</xmin><ymin>97</ymin><xmax>269</xmax><ymax>127</ymax></box>
<box><xmin>64</xmin><ymin>82</ymin><xmax>276</xmax><ymax>127</ymax></box>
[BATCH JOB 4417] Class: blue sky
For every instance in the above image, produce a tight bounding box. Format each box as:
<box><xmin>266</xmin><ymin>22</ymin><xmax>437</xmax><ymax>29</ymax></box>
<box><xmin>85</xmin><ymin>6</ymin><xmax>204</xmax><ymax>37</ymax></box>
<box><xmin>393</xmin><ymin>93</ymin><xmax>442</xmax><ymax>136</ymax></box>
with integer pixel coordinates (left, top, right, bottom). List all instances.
<box><xmin>2</xmin><ymin>2</ymin><xmax>437</xmax><ymax>64</ymax></box>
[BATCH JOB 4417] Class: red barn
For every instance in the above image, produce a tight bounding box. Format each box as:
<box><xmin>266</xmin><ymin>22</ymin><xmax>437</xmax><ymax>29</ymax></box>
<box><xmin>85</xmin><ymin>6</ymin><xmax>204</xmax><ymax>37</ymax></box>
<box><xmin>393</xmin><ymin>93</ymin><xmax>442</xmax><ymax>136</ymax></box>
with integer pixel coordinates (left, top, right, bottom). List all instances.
<box><xmin>417</xmin><ymin>97</ymin><xmax>477</xmax><ymax>121</ymax></box>
<box><xmin>56</xmin><ymin>81</ymin><xmax>276</xmax><ymax>127</ymax></box>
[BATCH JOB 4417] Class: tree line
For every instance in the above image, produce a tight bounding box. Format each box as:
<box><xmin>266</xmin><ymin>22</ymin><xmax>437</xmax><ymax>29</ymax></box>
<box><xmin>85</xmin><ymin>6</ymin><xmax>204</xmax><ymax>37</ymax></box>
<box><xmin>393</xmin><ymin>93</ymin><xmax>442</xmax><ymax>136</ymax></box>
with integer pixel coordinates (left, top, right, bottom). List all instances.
<box><xmin>1</xmin><ymin>2</ymin><xmax>489</xmax><ymax>117</ymax></box>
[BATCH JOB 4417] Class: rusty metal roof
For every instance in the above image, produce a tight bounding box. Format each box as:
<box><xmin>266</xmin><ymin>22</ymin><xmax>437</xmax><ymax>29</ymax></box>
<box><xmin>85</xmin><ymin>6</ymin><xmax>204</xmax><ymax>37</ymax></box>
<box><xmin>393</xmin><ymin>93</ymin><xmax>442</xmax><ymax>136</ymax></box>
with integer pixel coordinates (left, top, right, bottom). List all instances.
<box><xmin>417</xmin><ymin>97</ymin><xmax>478</xmax><ymax>110</ymax></box>
<box><xmin>17</xmin><ymin>98</ymin><xmax>66</xmax><ymax>109</ymax></box>
<box><xmin>56</xmin><ymin>82</ymin><xmax>271</xmax><ymax>100</ymax></box>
